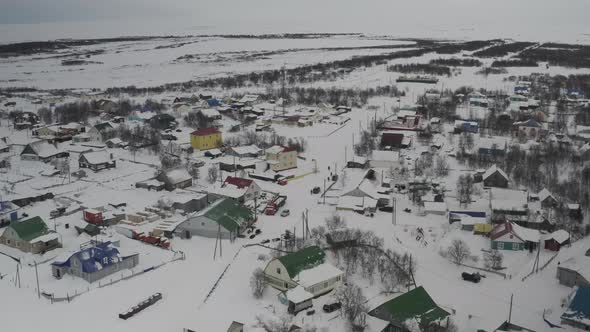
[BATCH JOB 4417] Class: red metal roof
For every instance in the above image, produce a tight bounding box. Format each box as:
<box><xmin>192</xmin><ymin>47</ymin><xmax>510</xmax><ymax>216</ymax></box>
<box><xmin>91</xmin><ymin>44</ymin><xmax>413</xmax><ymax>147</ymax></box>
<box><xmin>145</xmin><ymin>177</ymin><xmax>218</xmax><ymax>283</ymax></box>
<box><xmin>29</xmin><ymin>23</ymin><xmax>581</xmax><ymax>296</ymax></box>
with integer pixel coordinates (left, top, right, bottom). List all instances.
<box><xmin>191</xmin><ymin>127</ymin><xmax>220</xmax><ymax>136</ymax></box>
<box><xmin>224</xmin><ymin>176</ymin><xmax>253</xmax><ymax>189</ymax></box>
<box><xmin>281</xmin><ymin>146</ymin><xmax>297</xmax><ymax>152</ymax></box>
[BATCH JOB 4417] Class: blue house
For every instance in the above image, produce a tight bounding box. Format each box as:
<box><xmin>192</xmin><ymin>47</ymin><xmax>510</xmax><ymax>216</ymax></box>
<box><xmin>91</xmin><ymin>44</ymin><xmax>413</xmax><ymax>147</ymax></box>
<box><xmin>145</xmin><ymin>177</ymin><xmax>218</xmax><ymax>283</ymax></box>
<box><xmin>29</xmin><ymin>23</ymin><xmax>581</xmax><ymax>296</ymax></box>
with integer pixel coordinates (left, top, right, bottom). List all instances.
<box><xmin>562</xmin><ymin>286</ymin><xmax>590</xmax><ymax>330</ymax></box>
<box><xmin>51</xmin><ymin>241</ymin><xmax>139</xmax><ymax>283</ymax></box>
<box><xmin>454</xmin><ymin>120</ymin><xmax>479</xmax><ymax>133</ymax></box>
<box><xmin>207</xmin><ymin>98</ymin><xmax>220</xmax><ymax>107</ymax></box>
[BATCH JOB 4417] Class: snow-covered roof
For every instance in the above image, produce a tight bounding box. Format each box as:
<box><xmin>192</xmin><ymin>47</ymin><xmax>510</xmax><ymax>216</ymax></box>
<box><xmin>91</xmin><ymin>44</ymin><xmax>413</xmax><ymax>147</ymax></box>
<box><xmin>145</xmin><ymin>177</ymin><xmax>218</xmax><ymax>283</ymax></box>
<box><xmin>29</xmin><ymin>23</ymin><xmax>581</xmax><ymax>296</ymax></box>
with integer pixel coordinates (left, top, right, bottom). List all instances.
<box><xmin>337</xmin><ymin>195</ymin><xmax>377</xmax><ymax>210</ymax></box>
<box><xmin>547</xmin><ymin>229</ymin><xmax>569</xmax><ymax>243</ymax></box>
<box><xmin>537</xmin><ymin>188</ymin><xmax>555</xmax><ymax>202</ymax></box>
<box><xmin>511</xmin><ymin>222</ymin><xmax>540</xmax><ymax>242</ymax></box>
<box><xmin>81</xmin><ymin>150</ymin><xmax>111</xmax><ymax>165</ymax></box>
<box><xmin>483</xmin><ymin>164</ymin><xmax>508</xmax><ymax>181</ymax></box>
<box><xmin>560</xmin><ymin>257</ymin><xmax>590</xmax><ymax>282</ymax></box>
<box><xmin>296</xmin><ymin>262</ymin><xmax>343</xmax><ymax>289</ymax></box>
<box><xmin>29</xmin><ymin>232</ymin><xmax>59</xmax><ymax>243</ymax></box>
<box><xmin>285</xmin><ymin>285</ymin><xmax>313</xmax><ymax>304</ymax></box>
<box><xmin>199</xmin><ymin>108</ymin><xmax>221</xmax><ymax>118</ymax></box>
<box><xmin>164</xmin><ymin>168</ymin><xmax>192</xmax><ymax>185</ymax></box>
<box><xmin>266</xmin><ymin>145</ymin><xmax>285</xmax><ymax>154</ymax></box>
<box><xmin>24</xmin><ymin>141</ymin><xmax>62</xmax><ymax>158</ymax></box>
<box><xmin>230</xmin><ymin>145</ymin><xmax>261</xmax><ymax>156</ymax></box>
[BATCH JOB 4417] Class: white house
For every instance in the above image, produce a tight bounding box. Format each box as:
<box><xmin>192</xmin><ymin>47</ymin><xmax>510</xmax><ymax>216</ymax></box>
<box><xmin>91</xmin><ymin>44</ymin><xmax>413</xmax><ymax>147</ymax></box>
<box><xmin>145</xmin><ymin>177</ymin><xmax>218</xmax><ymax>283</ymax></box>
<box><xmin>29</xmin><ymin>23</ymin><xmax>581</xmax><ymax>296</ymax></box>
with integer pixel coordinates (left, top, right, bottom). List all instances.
<box><xmin>264</xmin><ymin>246</ymin><xmax>344</xmax><ymax>297</ymax></box>
<box><xmin>266</xmin><ymin>145</ymin><xmax>297</xmax><ymax>172</ymax></box>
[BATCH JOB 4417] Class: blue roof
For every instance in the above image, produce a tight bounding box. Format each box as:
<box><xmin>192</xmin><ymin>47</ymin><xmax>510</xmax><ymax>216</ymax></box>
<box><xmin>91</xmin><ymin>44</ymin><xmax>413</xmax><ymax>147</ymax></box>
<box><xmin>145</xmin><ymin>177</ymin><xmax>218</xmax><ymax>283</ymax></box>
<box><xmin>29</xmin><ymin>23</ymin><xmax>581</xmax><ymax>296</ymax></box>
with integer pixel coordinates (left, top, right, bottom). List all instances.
<box><xmin>207</xmin><ymin>98</ymin><xmax>220</xmax><ymax>107</ymax></box>
<box><xmin>52</xmin><ymin>241</ymin><xmax>121</xmax><ymax>273</ymax></box>
<box><xmin>562</xmin><ymin>286</ymin><xmax>590</xmax><ymax>323</ymax></box>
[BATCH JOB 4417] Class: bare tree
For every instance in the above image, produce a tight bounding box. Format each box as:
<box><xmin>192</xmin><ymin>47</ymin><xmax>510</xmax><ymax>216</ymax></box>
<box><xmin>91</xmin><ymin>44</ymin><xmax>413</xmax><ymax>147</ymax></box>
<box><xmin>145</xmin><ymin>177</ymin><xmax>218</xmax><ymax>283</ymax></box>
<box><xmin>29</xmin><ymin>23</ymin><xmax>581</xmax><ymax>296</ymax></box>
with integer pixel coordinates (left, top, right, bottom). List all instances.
<box><xmin>457</xmin><ymin>174</ymin><xmax>474</xmax><ymax>207</ymax></box>
<box><xmin>160</xmin><ymin>153</ymin><xmax>181</xmax><ymax>170</ymax></box>
<box><xmin>37</xmin><ymin>107</ymin><xmax>53</xmax><ymax>124</ymax></box>
<box><xmin>335</xmin><ymin>283</ymin><xmax>368</xmax><ymax>330</ymax></box>
<box><xmin>447</xmin><ymin>239</ymin><xmax>471</xmax><ymax>265</ymax></box>
<box><xmin>207</xmin><ymin>166</ymin><xmax>218</xmax><ymax>184</ymax></box>
<box><xmin>325</xmin><ymin>213</ymin><xmax>346</xmax><ymax>231</ymax></box>
<box><xmin>435</xmin><ymin>155</ymin><xmax>450</xmax><ymax>177</ymax></box>
<box><xmin>250</xmin><ymin>267</ymin><xmax>267</xmax><ymax>299</ymax></box>
<box><xmin>484</xmin><ymin>249</ymin><xmax>503</xmax><ymax>270</ymax></box>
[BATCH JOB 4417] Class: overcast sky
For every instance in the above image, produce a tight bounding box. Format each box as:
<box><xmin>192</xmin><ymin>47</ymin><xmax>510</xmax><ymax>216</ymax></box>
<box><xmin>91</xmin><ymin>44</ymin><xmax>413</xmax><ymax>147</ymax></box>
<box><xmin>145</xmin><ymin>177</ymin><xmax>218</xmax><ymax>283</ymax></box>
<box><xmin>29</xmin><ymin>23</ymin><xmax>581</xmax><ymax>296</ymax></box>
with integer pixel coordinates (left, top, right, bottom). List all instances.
<box><xmin>1</xmin><ymin>0</ymin><xmax>589</xmax><ymax>42</ymax></box>
<box><xmin>1</xmin><ymin>0</ymin><xmax>588</xmax><ymax>24</ymax></box>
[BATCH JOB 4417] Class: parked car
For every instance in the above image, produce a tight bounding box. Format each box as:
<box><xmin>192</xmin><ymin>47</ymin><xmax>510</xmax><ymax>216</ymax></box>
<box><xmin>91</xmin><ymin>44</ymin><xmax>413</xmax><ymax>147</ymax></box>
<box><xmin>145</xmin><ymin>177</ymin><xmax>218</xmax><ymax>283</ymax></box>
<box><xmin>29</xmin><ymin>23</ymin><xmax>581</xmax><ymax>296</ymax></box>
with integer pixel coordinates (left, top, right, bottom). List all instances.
<box><xmin>261</xmin><ymin>239</ymin><xmax>270</xmax><ymax>244</ymax></box>
<box><xmin>311</xmin><ymin>187</ymin><xmax>321</xmax><ymax>194</ymax></box>
<box><xmin>255</xmin><ymin>229</ymin><xmax>262</xmax><ymax>235</ymax></box>
<box><xmin>403</xmin><ymin>208</ymin><xmax>411</xmax><ymax>213</ymax></box>
<box><xmin>323</xmin><ymin>302</ymin><xmax>342</xmax><ymax>313</ymax></box>
<box><xmin>249</xmin><ymin>234</ymin><xmax>256</xmax><ymax>239</ymax></box>
<box><xmin>461</xmin><ymin>272</ymin><xmax>481</xmax><ymax>283</ymax></box>
<box><xmin>278</xmin><ymin>178</ymin><xmax>288</xmax><ymax>186</ymax></box>
<box><xmin>280</xmin><ymin>209</ymin><xmax>290</xmax><ymax>217</ymax></box>
<box><xmin>272</xmin><ymin>238</ymin><xmax>281</xmax><ymax>242</ymax></box>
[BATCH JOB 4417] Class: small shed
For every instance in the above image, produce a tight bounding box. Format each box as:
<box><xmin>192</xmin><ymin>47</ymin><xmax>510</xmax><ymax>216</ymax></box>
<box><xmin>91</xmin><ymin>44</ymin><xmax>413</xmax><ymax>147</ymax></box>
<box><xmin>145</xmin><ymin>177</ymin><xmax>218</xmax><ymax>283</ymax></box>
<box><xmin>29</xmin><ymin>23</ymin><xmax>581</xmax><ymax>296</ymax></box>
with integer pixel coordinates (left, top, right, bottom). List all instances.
<box><xmin>545</xmin><ymin>230</ymin><xmax>570</xmax><ymax>251</ymax></box>
<box><xmin>83</xmin><ymin>209</ymin><xmax>104</xmax><ymax>225</ymax></box>
<box><xmin>284</xmin><ymin>285</ymin><xmax>313</xmax><ymax>315</ymax></box>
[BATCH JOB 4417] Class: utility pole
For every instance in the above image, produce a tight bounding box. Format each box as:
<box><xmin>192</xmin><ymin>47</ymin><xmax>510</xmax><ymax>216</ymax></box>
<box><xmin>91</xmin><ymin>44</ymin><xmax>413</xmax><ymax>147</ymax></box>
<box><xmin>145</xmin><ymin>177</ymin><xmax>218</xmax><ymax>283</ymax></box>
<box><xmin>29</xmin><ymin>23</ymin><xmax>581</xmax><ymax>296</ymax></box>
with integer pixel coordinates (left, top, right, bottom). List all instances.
<box><xmin>34</xmin><ymin>261</ymin><xmax>40</xmax><ymax>299</ymax></box>
<box><xmin>281</xmin><ymin>64</ymin><xmax>286</xmax><ymax>116</ymax></box>
<box><xmin>508</xmin><ymin>294</ymin><xmax>513</xmax><ymax>324</ymax></box>
<box><xmin>233</xmin><ymin>155</ymin><xmax>237</xmax><ymax>178</ymax></box>
<box><xmin>323</xmin><ymin>179</ymin><xmax>326</xmax><ymax>205</ymax></box>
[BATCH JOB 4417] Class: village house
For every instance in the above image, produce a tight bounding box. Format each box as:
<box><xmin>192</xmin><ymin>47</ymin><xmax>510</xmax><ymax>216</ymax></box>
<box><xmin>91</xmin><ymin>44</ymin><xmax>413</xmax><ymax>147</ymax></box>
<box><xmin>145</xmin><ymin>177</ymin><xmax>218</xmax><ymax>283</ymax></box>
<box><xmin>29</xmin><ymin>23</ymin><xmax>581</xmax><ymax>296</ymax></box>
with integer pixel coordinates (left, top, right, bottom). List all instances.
<box><xmin>512</xmin><ymin>119</ymin><xmax>546</xmax><ymax>141</ymax></box>
<box><xmin>490</xmin><ymin>221</ymin><xmax>540</xmax><ymax>251</ymax></box>
<box><xmin>545</xmin><ymin>229</ymin><xmax>570</xmax><ymax>251</ymax></box>
<box><xmin>490</xmin><ymin>188</ymin><xmax>529</xmax><ymax>224</ymax></box>
<box><xmin>264</xmin><ymin>246</ymin><xmax>344</xmax><ymax>297</ymax></box>
<box><xmin>72</xmin><ymin>133</ymin><xmax>92</xmax><ymax>143</ymax></box>
<box><xmin>557</xmin><ymin>256</ymin><xmax>590</xmax><ymax>287</ymax></box>
<box><xmin>454</xmin><ymin>120</ymin><xmax>479</xmax><ymax>134</ymax></box>
<box><xmin>175</xmin><ymin>198</ymin><xmax>254</xmax><ymax>240</ymax></box>
<box><xmin>0</xmin><ymin>216</ymin><xmax>60</xmax><ymax>254</ymax></box>
<box><xmin>149</xmin><ymin>113</ymin><xmax>177</xmax><ymax>130</ymax></box>
<box><xmin>105</xmin><ymin>138</ymin><xmax>126</xmax><ymax>148</ymax></box>
<box><xmin>198</xmin><ymin>108</ymin><xmax>222</xmax><ymax>121</ymax></box>
<box><xmin>51</xmin><ymin>241</ymin><xmax>139</xmax><ymax>283</ymax></box>
<box><xmin>561</xmin><ymin>286</ymin><xmax>590</xmax><ymax>330</ymax></box>
<box><xmin>20</xmin><ymin>141</ymin><xmax>69</xmax><ymax>162</ymax></box>
<box><xmin>79</xmin><ymin>150</ymin><xmax>116</xmax><ymax>172</ymax></box>
<box><xmin>381</xmin><ymin>132</ymin><xmax>411</xmax><ymax>150</ymax></box>
<box><xmin>368</xmin><ymin>286</ymin><xmax>451</xmax><ymax>332</ymax></box>
<box><xmin>157</xmin><ymin>167</ymin><xmax>193</xmax><ymax>191</ymax></box>
<box><xmin>88</xmin><ymin>122</ymin><xmax>113</xmax><ymax>142</ymax></box>
<box><xmin>483</xmin><ymin>164</ymin><xmax>509</xmax><ymax>188</ymax></box>
<box><xmin>227</xmin><ymin>145</ymin><xmax>263</xmax><ymax>159</ymax></box>
<box><xmin>266</xmin><ymin>145</ymin><xmax>297</xmax><ymax>172</ymax></box>
<box><xmin>215</xmin><ymin>176</ymin><xmax>261</xmax><ymax>203</ymax></box>
<box><xmin>190</xmin><ymin>127</ymin><xmax>222</xmax><ymax>151</ymax></box>
<box><xmin>537</xmin><ymin>188</ymin><xmax>558</xmax><ymax>208</ymax></box>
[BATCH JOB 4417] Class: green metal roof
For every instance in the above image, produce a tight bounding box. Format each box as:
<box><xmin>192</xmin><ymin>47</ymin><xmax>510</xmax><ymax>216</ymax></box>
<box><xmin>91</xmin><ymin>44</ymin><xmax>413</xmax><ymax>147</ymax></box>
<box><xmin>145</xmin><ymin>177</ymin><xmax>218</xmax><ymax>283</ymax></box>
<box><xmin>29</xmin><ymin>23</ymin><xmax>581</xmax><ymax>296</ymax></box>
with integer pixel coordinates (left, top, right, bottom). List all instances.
<box><xmin>9</xmin><ymin>216</ymin><xmax>49</xmax><ymax>242</ymax></box>
<box><xmin>204</xmin><ymin>198</ymin><xmax>252</xmax><ymax>232</ymax></box>
<box><xmin>278</xmin><ymin>246</ymin><xmax>326</xmax><ymax>278</ymax></box>
<box><xmin>371</xmin><ymin>286</ymin><xmax>450</xmax><ymax>328</ymax></box>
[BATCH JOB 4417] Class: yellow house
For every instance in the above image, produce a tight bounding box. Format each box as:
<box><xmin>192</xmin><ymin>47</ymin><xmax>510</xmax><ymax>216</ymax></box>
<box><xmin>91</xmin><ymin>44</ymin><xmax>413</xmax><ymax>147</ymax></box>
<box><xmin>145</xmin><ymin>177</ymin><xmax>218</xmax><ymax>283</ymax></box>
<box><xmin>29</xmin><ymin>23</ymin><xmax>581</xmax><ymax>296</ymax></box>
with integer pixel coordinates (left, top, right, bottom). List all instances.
<box><xmin>190</xmin><ymin>128</ymin><xmax>222</xmax><ymax>150</ymax></box>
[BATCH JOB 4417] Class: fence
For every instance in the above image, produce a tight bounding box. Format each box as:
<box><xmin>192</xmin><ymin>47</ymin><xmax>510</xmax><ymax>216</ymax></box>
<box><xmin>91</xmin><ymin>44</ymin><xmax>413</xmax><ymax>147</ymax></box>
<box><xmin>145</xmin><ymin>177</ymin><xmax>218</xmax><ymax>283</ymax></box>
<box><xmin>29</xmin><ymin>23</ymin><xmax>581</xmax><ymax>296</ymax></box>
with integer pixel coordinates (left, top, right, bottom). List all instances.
<box><xmin>40</xmin><ymin>251</ymin><xmax>185</xmax><ymax>303</ymax></box>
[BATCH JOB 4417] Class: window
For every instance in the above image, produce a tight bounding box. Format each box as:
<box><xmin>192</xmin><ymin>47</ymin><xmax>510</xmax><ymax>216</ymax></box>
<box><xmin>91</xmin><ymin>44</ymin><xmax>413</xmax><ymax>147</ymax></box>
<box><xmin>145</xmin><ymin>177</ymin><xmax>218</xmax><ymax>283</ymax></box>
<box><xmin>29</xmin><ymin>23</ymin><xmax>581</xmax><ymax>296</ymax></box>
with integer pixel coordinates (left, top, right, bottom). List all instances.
<box><xmin>512</xmin><ymin>243</ymin><xmax>519</xmax><ymax>250</ymax></box>
<box><xmin>497</xmin><ymin>242</ymin><xmax>504</xmax><ymax>250</ymax></box>
<box><xmin>103</xmin><ymin>257</ymin><xmax>109</xmax><ymax>264</ymax></box>
<box><xmin>276</xmin><ymin>268</ymin><xmax>281</xmax><ymax>274</ymax></box>
<box><xmin>15</xmin><ymin>241</ymin><xmax>19</xmax><ymax>248</ymax></box>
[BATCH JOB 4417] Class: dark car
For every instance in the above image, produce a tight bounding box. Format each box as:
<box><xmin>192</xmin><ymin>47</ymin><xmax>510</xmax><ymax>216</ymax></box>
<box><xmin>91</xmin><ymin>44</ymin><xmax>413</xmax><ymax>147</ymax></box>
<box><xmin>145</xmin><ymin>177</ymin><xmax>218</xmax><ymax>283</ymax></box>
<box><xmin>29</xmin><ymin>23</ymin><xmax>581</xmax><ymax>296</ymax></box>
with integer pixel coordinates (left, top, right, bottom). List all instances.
<box><xmin>462</xmin><ymin>272</ymin><xmax>481</xmax><ymax>283</ymax></box>
<box><xmin>272</xmin><ymin>238</ymin><xmax>281</xmax><ymax>242</ymax></box>
<box><xmin>260</xmin><ymin>239</ymin><xmax>270</xmax><ymax>244</ymax></box>
<box><xmin>323</xmin><ymin>302</ymin><xmax>342</xmax><ymax>313</ymax></box>
<box><xmin>249</xmin><ymin>234</ymin><xmax>256</xmax><ymax>239</ymax></box>
<box><xmin>311</xmin><ymin>186</ymin><xmax>321</xmax><ymax>194</ymax></box>
<box><xmin>255</xmin><ymin>229</ymin><xmax>262</xmax><ymax>235</ymax></box>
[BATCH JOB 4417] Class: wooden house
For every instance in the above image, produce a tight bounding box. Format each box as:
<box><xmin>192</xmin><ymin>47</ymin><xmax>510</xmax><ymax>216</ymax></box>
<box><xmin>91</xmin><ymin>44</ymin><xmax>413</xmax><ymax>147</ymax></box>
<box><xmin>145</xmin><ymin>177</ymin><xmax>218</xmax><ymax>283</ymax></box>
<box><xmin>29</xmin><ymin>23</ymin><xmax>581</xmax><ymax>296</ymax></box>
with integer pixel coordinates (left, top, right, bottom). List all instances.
<box><xmin>79</xmin><ymin>150</ymin><xmax>116</xmax><ymax>172</ymax></box>
<box><xmin>483</xmin><ymin>165</ymin><xmax>509</xmax><ymax>188</ymax></box>
<box><xmin>490</xmin><ymin>221</ymin><xmax>540</xmax><ymax>251</ymax></box>
<box><xmin>0</xmin><ymin>216</ymin><xmax>60</xmax><ymax>254</ymax></box>
<box><xmin>157</xmin><ymin>168</ymin><xmax>193</xmax><ymax>191</ymax></box>
<box><xmin>544</xmin><ymin>230</ymin><xmax>570</xmax><ymax>251</ymax></box>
